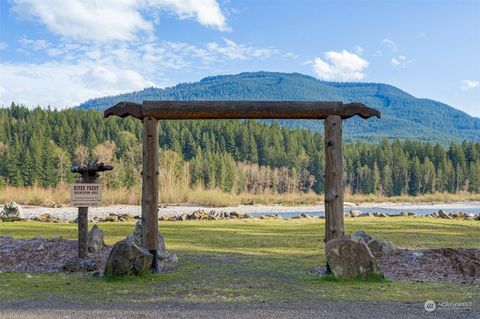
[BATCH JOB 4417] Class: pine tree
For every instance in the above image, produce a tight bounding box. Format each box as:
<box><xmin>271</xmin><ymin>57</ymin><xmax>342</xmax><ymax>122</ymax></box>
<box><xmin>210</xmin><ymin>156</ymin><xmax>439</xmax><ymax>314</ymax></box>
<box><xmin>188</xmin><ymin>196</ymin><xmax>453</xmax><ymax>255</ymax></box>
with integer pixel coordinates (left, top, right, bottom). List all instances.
<box><xmin>381</xmin><ymin>164</ymin><xmax>393</xmax><ymax>196</ymax></box>
<box><xmin>372</xmin><ymin>161</ymin><xmax>381</xmax><ymax>194</ymax></box>
<box><xmin>408</xmin><ymin>156</ymin><xmax>422</xmax><ymax>196</ymax></box>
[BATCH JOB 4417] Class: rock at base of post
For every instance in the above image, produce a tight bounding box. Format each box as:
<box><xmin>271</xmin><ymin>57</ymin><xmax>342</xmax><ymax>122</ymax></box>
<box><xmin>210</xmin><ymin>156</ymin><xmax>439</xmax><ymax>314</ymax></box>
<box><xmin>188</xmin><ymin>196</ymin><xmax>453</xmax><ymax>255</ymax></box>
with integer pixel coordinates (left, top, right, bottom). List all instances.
<box><xmin>325</xmin><ymin>235</ymin><xmax>384</xmax><ymax>280</ymax></box>
<box><xmin>63</xmin><ymin>257</ymin><xmax>96</xmax><ymax>272</ymax></box>
<box><xmin>133</xmin><ymin>221</ymin><xmax>167</xmax><ymax>260</ymax></box>
<box><xmin>87</xmin><ymin>224</ymin><xmax>106</xmax><ymax>253</ymax></box>
<box><xmin>104</xmin><ymin>236</ymin><xmax>153</xmax><ymax>276</ymax></box>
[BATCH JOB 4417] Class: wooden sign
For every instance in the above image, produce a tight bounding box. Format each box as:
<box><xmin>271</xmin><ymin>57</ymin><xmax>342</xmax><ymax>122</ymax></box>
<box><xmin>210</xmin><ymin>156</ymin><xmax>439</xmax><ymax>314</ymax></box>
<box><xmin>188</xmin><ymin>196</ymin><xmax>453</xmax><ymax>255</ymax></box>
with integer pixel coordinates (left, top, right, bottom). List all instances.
<box><xmin>70</xmin><ymin>183</ymin><xmax>102</xmax><ymax>207</ymax></box>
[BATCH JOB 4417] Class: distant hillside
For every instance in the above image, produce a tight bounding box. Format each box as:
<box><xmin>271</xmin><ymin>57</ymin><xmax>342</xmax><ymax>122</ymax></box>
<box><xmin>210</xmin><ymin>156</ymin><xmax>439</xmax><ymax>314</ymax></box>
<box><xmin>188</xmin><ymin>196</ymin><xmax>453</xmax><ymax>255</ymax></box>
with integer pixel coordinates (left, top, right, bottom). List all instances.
<box><xmin>78</xmin><ymin>72</ymin><xmax>480</xmax><ymax>142</ymax></box>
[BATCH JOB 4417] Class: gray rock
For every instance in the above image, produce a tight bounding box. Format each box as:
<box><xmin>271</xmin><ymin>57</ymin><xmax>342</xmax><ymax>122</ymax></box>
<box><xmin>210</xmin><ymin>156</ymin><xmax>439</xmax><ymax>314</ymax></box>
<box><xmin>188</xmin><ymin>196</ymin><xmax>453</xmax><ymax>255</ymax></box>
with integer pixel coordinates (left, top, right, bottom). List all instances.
<box><xmin>133</xmin><ymin>221</ymin><xmax>167</xmax><ymax>260</ymax></box>
<box><xmin>167</xmin><ymin>253</ymin><xmax>178</xmax><ymax>263</ymax></box>
<box><xmin>33</xmin><ymin>213</ymin><xmax>59</xmax><ymax>223</ymax></box>
<box><xmin>104</xmin><ymin>214</ymin><xmax>119</xmax><ymax>222</ymax></box>
<box><xmin>84</xmin><ymin>258</ymin><xmax>96</xmax><ymax>271</ymax></box>
<box><xmin>87</xmin><ymin>224</ymin><xmax>105</xmax><ymax>253</ymax></box>
<box><xmin>63</xmin><ymin>257</ymin><xmax>96</xmax><ymax>272</ymax></box>
<box><xmin>326</xmin><ymin>235</ymin><xmax>383</xmax><ymax>280</ymax></box>
<box><xmin>451</xmin><ymin>212</ymin><xmax>465</xmax><ymax>219</ymax></box>
<box><xmin>367</xmin><ymin>239</ymin><xmax>398</xmax><ymax>256</ymax></box>
<box><xmin>133</xmin><ymin>221</ymin><xmax>142</xmax><ymax>245</ymax></box>
<box><xmin>0</xmin><ymin>201</ymin><xmax>23</xmax><ymax>221</ymax></box>
<box><xmin>349</xmin><ymin>210</ymin><xmax>362</xmax><ymax>218</ymax></box>
<box><xmin>104</xmin><ymin>236</ymin><xmax>153</xmax><ymax>276</ymax></box>
<box><xmin>411</xmin><ymin>251</ymin><xmax>424</xmax><ymax>260</ymax></box>
<box><xmin>353</xmin><ymin>230</ymin><xmax>373</xmax><ymax>244</ymax></box>
<box><xmin>438</xmin><ymin>210</ymin><xmax>451</xmax><ymax>219</ymax></box>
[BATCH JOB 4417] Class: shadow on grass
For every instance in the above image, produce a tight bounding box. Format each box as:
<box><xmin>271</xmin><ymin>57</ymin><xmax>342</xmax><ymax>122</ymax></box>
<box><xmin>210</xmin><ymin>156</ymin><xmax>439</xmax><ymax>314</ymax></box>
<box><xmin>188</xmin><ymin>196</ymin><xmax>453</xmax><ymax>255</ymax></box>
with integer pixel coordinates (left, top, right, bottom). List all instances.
<box><xmin>102</xmin><ymin>269</ymin><xmax>180</xmax><ymax>283</ymax></box>
<box><xmin>315</xmin><ymin>273</ymin><xmax>390</xmax><ymax>283</ymax></box>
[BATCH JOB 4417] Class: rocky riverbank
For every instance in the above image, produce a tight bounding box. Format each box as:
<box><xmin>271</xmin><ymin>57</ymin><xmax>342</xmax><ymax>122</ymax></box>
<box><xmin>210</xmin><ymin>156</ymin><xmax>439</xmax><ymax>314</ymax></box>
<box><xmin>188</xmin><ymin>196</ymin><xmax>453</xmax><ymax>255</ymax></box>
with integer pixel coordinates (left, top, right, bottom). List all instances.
<box><xmin>1</xmin><ymin>201</ymin><xmax>479</xmax><ymax>223</ymax></box>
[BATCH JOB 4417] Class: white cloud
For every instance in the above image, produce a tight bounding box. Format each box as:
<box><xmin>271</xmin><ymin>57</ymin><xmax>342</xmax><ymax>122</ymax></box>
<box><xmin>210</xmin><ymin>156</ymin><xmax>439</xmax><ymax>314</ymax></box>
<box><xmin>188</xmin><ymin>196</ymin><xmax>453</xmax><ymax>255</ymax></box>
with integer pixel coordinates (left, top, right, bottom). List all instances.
<box><xmin>0</xmin><ymin>61</ymin><xmax>155</xmax><ymax>108</ymax></box>
<box><xmin>19</xmin><ymin>37</ymin><xmax>51</xmax><ymax>51</ymax></box>
<box><xmin>12</xmin><ymin>0</ymin><xmax>152</xmax><ymax>42</ymax></box>
<box><xmin>310</xmin><ymin>50</ymin><xmax>369</xmax><ymax>81</ymax></box>
<box><xmin>382</xmin><ymin>38</ymin><xmax>397</xmax><ymax>52</ymax></box>
<box><xmin>418</xmin><ymin>32</ymin><xmax>427</xmax><ymax>39</ymax></box>
<box><xmin>1</xmin><ymin>38</ymin><xmax>281</xmax><ymax>108</ymax></box>
<box><xmin>0</xmin><ymin>42</ymin><xmax>8</xmax><ymax>50</ymax></box>
<box><xmin>391</xmin><ymin>55</ymin><xmax>411</xmax><ymax>68</ymax></box>
<box><xmin>152</xmin><ymin>0</ymin><xmax>229</xmax><ymax>32</ymax></box>
<box><xmin>206</xmin><ymin>38</ymin><xmax>277</xmax><ymax>61</ymax></box>
<box><xmin>284</xmin><ymin>52</ymin><xmax>299</xmax><ymax>59</ymax></box>
<box><xmin>11</xmin><ymin>0</ymin><xmax>228</xmax><ymax>42</ymax></box>
<box><xmin>461</xmin><ymin>80</ymin><xmax>479</xmax><ymax>91</ymax></box>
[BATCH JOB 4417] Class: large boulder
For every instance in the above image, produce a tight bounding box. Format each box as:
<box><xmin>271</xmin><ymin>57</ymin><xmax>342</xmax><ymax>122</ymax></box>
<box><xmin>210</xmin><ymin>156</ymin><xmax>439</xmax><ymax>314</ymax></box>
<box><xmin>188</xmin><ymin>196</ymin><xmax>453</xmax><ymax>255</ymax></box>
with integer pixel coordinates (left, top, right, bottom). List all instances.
<box><xmin>353</xmin><ymin>230</ymin><xmax>372</xmax><ymax>244</ymax></box>
<box><xmin>367</xmin><ymin>239</ymin><xmax>398</xmax><ymax>256</ymax></box>
<box><xmin>88</xmin><ymin>224</ymin><xmax>105</xmax><ymax>253</ymax></box>
<box><xmin>326</xmin><ymin>235</ymin><xmax>383</xmax><ymax>280</ymax></box>
<box><xmin>133</xmin><ymin>221</ymin><xmax>167</xmax><ymax>260</ymax></box>
<box><xmin>104</xmin><ymin>236</ymin><xmax>153</xmax><ymax>276</ymax></box>
<box><xmin>0</xmin><ymin>201</ymin><xmax>23</xmax><ymax>222</ymax></box>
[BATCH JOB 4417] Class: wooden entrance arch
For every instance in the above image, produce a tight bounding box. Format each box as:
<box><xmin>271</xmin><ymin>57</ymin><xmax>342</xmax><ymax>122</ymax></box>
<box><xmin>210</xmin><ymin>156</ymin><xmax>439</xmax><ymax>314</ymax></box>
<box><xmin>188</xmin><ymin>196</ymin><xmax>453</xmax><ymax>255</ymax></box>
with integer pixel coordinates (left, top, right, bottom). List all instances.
<box><xmin>105</xmin><ymin>101</ymin><xmax>380</xmax><ymax>270</ymax></box>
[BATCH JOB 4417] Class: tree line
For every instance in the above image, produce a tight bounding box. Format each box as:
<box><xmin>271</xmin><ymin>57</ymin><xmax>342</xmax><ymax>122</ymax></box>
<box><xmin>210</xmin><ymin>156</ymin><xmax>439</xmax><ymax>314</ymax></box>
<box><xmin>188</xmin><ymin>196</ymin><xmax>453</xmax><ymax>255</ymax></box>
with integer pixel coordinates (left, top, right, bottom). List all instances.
<box><xmin>0</xmin><ymin>103</ymin><xmax>479</xmax><ymax>196</ymax></box>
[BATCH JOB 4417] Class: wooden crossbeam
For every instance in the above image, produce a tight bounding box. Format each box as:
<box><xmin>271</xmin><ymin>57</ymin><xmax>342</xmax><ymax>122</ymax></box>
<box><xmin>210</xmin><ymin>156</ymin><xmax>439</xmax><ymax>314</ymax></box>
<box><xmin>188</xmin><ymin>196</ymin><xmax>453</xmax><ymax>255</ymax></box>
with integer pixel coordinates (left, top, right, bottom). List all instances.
<box><xmin>104</xmin><ymin>101</ymin><xmax>380</xmax><ymax>120</ymax></box>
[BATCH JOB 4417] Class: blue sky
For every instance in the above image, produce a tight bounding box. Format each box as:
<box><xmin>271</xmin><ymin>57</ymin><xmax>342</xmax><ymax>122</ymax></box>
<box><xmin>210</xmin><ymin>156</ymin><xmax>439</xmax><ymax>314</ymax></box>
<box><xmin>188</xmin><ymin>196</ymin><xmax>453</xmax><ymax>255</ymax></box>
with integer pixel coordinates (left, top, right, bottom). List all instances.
<box><xmin>0</xmin><ymin>0</ymin><xmax>479</xmax><ymax>117</ymax></box>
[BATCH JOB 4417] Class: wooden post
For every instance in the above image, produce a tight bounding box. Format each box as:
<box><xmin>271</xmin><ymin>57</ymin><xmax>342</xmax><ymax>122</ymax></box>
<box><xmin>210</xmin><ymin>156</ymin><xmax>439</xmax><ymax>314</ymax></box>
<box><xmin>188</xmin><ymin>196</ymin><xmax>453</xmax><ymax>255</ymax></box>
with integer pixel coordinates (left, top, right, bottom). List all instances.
<box><xmin>324</xmin><ymin>115</ymin><xmax>344</xmax><ymax>245</ymax></box>
<box><xmin>78</xmin><ymin>206</ymin><xmax>88</xmax><ymax>258</ymax></box>
<box><xmin>77</xmin><ymin>173</ymin><xmax>94</xmax><ymax>259</ymax></box>
<box><xmin>72</xmin><ymin>161</ymin><xmax>112</xmax><ymax>261</ymax></box>
<box><xmin>142</xmin><ymin>117</ymin><xmax>159</xmax><ymax>270</ymax></box>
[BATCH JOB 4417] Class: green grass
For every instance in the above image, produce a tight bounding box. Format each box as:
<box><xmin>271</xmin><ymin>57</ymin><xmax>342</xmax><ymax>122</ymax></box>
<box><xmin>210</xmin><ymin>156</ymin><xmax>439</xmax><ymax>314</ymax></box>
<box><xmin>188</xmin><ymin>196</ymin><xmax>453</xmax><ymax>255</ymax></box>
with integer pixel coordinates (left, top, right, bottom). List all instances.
<box><xmin>0</xmin><ymin>218</ymin><xmax>479</xmax><ymax>305</ymax></box>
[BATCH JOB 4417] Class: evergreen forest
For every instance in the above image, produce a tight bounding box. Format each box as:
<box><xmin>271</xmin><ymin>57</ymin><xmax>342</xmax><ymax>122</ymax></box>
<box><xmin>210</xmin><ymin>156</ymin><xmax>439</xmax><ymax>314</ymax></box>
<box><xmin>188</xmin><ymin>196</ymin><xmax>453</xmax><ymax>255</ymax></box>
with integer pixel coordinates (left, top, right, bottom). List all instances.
<box><xmin>1</xmin><ymin>104</ymin><xmax>479</xmax><ymax>197</ymax></box>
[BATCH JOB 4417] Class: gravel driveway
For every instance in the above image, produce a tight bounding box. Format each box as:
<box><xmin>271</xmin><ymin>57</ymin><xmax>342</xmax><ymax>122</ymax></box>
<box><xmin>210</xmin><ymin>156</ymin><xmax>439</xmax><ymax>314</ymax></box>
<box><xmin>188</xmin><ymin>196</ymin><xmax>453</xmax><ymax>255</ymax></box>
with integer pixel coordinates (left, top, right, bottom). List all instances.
<box><xmin>1</xmin><ymin>300</ymin><xmax>478</xmax><ymax>319</ymax></box>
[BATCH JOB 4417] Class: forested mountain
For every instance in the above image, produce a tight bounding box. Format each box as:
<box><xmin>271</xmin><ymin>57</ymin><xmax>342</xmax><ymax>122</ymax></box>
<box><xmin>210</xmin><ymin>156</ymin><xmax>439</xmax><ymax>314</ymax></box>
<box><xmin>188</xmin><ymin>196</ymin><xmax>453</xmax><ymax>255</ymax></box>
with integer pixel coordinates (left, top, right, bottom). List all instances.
<box><xmin>1</xmin><ymin>104</ymin><xmax>479</xmax><ymax>197</ymax></box>
<box><xmin>78</xmin><ymin>72</ymin><xmax>480</xmax><ymax>142</ymax></box>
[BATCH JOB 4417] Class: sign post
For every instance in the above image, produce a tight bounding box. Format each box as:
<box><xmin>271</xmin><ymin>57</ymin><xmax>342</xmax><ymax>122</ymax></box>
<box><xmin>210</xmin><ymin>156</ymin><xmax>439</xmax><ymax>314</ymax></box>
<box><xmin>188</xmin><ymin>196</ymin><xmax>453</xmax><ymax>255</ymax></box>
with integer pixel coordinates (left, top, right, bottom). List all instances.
<box><xmin>71</xmin><ymin>161</ymin><xmax>112</xmax><ymax>259</ymax></box>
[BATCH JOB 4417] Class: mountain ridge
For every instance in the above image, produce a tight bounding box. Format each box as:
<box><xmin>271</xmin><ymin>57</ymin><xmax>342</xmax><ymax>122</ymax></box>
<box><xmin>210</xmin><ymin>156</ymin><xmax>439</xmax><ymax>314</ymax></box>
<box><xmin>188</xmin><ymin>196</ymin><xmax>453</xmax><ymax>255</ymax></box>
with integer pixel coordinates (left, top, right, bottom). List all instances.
<box><xmin>78</xmin><ymin>72</ymin><xmax>480</xmax><ymax>142</ymax></box>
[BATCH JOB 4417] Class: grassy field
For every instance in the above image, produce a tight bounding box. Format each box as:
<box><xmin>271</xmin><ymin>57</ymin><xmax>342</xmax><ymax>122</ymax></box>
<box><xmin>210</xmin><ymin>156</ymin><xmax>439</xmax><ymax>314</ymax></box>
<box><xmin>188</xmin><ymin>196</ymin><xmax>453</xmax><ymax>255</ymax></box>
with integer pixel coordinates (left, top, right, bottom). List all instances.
<box><xmin>2</xmin><ymin>185</ymin><xmax>480</xmax><ymax>207</ymax></box>
<box><xmin>0</xmin><ymin>217</ymin><xmax>479</xmax><ymax>305</ymax></box>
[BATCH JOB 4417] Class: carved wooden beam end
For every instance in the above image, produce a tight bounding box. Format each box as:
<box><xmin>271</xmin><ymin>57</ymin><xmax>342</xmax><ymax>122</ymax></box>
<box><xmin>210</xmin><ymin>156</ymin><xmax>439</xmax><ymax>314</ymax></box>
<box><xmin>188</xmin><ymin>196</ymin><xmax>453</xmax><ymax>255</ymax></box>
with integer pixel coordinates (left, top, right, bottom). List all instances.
<box><xmin>104</xmin><ymin>102</ymin><xmax>143</xmax><ymax>120</ymax></box>
<box><xmin>343</xmin><ymin>102</ymin><xmax>381</xmax><ymax>120</ymax></box>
